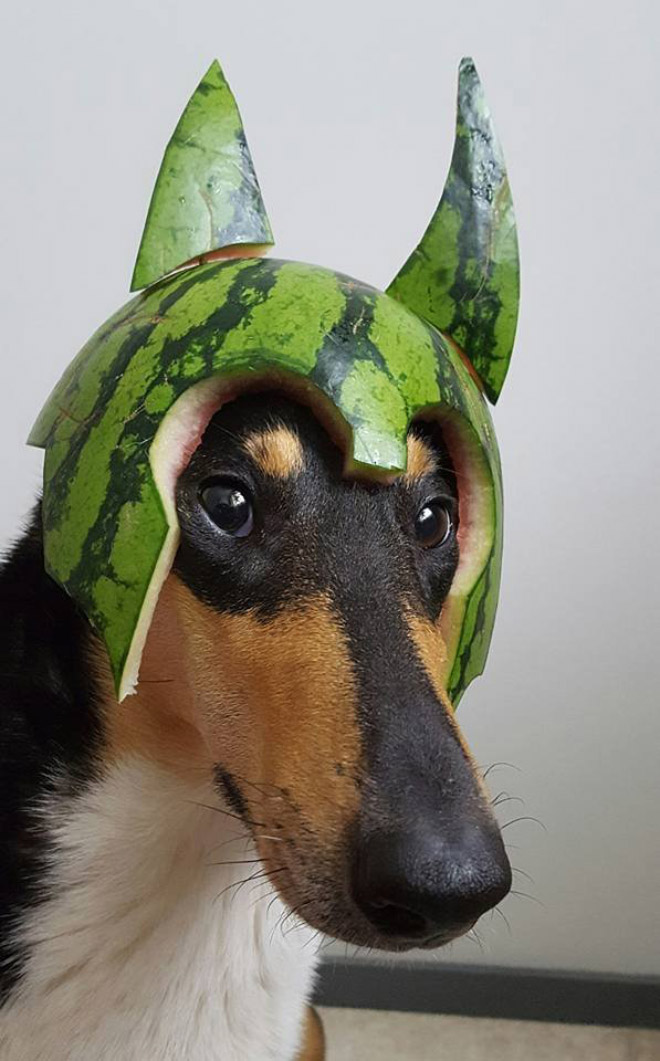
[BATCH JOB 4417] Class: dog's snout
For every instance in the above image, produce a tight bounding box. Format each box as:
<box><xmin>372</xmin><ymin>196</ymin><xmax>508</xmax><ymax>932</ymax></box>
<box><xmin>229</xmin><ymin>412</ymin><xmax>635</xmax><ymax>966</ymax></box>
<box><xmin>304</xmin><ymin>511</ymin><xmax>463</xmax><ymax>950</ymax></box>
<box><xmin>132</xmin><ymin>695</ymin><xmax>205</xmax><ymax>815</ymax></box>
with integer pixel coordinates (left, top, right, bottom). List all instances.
<box><xmin>352</xmin><ymin>816</ymin><xmax>512</xmax><ymax>945</ymax></box>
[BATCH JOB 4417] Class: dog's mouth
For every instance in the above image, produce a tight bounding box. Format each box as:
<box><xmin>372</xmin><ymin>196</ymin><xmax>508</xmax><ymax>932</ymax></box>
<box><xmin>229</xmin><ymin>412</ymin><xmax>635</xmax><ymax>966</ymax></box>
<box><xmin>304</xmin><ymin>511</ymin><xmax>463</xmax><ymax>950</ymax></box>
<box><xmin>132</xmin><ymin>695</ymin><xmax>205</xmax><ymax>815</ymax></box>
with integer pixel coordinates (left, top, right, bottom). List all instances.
<box><xmin>258</xmin><ymin>868</ymin><xmax>478</xmax><ymax>953</ymax></box>
<box><xmin>254</xmin><ymin>829</ymin><xmax>508</xmax><ymax>953</ymax></box>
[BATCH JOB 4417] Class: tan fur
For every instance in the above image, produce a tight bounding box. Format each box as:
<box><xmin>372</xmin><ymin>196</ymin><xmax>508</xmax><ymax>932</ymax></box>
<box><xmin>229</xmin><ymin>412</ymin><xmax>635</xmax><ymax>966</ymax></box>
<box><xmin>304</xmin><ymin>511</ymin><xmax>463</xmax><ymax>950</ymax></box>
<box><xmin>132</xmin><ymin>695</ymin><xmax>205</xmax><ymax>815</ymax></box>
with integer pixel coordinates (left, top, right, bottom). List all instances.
<box><xmin>93</xmin><ymin>578</ymin><xmax>212</xmax><ymax>784</ymax></box>
<box><xmin>295</xmin><ymin>1007</ymin><xmax>325</xmax><ymax>1060</ymax></box>
<box><xmin>405</xmin><ymin>435</ymin><xmax>436</xmax><ymax>481</ymax></box>
<box><xmin>171</xmin><ymin>579</ymin><xmax>361</xmax><ymax>842</ymax></box>
<box><xmin>405</xmin><ymin>610</ymin><xmax>490</xmax><ymax>796</ymax></box>
<box><xmin>243</xmin><ymin>425</ymin><xmax>304</xmax><ymax>478</ymax></box>
<box><xmin>405</xmin><ymin>610</ymin><xmax>451</xmax><ymax>708</ymax></box>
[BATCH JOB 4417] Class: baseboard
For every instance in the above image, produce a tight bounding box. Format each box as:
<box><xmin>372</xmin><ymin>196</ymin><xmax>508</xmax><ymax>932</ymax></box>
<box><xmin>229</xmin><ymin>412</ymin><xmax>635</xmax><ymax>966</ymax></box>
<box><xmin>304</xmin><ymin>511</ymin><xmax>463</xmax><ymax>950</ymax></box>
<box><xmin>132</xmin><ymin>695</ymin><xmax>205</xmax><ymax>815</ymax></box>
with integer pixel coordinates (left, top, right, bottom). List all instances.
<box><xmin>315</xmin><ymin>958</ymin><xmax>660</xmax><ymax>1030</ymax></box>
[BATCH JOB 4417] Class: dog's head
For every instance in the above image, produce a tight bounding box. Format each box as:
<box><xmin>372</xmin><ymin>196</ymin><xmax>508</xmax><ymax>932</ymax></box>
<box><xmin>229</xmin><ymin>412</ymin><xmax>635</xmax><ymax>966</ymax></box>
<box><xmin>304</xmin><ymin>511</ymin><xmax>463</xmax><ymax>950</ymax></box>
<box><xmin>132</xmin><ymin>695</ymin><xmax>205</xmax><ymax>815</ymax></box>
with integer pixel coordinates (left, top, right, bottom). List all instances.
<box><xmin>164</xmin><ymin>390</ymin><xmax>511</xmax><ymax>951</ymax></box>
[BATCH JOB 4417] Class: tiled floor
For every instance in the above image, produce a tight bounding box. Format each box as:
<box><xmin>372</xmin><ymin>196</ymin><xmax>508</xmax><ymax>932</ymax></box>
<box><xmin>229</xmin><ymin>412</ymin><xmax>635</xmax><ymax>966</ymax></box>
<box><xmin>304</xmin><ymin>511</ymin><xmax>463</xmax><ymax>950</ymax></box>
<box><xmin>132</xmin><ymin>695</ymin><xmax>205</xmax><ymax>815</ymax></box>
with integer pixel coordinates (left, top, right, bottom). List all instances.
<box><xmin>318</xmin><ymin>1007</ymin><xmax>660</xmax><ymax>1060</ymax></box>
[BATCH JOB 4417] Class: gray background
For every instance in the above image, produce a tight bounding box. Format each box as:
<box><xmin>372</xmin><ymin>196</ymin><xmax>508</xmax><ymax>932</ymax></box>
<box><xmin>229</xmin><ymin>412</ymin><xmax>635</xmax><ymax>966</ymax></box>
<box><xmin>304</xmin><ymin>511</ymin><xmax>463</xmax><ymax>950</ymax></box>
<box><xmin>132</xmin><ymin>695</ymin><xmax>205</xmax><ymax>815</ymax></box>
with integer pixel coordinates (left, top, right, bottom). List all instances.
<box><xmin>2</xmin><ymin>1</ymin><xmax>658</xmax><ymax>977</ymax></box>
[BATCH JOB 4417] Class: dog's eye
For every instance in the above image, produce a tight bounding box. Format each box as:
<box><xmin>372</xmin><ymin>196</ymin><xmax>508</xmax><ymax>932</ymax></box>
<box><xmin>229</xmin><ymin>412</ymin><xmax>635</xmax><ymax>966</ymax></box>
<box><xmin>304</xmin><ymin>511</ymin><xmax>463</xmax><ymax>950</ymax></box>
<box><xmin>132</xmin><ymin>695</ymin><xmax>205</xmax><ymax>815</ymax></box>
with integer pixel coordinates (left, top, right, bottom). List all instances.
<box><xmin>200</xmin><ymin>478</ymin><xmax>254</xmax><ymax>538</ymax></box>
<box><xmin>415</xmin><ymin>500</ymin><xmax>453</xmax><ymax>549</ymax></box>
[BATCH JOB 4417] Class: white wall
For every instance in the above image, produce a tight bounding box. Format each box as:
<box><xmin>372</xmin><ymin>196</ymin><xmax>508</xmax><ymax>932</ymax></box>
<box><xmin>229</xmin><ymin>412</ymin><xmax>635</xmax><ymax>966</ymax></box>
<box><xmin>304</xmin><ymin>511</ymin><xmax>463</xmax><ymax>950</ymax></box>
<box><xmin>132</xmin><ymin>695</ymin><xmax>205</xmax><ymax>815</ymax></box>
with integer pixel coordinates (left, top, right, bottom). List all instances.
<box><xmin>2</xmin><ymin>0</ymin><xmax>658</xmax><ymax>977</ymax></box>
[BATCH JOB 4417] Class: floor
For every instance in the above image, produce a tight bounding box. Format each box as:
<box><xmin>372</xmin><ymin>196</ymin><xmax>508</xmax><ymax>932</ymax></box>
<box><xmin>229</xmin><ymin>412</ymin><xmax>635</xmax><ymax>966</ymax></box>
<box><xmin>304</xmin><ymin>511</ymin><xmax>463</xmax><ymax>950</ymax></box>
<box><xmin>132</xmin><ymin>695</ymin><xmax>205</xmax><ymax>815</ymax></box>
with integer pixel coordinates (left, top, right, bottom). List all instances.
<box><xmin>318</xmin><ymin>1008</ymin><xmax>660</xmax><ymax>1060</ymax></box>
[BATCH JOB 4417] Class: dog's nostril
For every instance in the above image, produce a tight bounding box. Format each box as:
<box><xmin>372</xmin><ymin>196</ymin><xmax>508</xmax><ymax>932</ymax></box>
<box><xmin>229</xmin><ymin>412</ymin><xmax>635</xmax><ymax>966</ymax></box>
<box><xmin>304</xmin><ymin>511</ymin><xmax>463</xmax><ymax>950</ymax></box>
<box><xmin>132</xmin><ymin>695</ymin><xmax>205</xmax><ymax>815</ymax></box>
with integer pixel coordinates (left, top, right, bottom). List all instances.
<box><xmin>369</xmin><ymin>896</ymin><xmax>398</xmax><ymax>910</ymax></box>
<box><xmin>363</xmin><ymin>897</ymin><xmax>429</xmax><ymax>937</ymax></box>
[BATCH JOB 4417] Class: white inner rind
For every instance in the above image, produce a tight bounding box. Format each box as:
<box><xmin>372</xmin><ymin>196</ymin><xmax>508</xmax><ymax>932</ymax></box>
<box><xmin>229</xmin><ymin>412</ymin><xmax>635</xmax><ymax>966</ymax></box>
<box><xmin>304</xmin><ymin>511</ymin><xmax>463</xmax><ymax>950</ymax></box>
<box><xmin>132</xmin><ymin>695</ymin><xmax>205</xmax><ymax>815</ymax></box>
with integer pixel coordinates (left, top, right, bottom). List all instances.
<box><xmin>436</xmin><ymin>413</ymin><xmax>497</xmax><ymax>689</ymax></box>
<box><xmin>118</xmin><ymin>377</ymin><xmax>235</xmax><ymax>700</ymax></box>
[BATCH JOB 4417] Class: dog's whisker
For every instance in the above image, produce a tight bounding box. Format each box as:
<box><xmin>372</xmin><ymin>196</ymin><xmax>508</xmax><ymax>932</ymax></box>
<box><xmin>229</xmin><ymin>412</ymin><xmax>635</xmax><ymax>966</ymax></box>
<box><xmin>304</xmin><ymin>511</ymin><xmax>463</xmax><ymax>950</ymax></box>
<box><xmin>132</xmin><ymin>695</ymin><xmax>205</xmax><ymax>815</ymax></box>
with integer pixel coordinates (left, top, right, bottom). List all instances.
<box><xmin>206</xmin><ymin>834</ymin><xmax>252</xmax><ymax>855</ymax></box>
<box><xmin>465</xmin><ymin>927</ymin><xmax>486</xmax><ymax>954</ymax></box>
<box><xmin>248</xmin><ymin>882</ymin><xmax>278</xmax><ymax>909</ymax></box>
<box><xmin>208</xmin><ymin>832</ymin><xmax>285</xmax><ymax>857</ymax></box>
<box><xmin>186</xmin><ymin>797</ymin><xmax>268</xmax><ymax>830</ymax></box>
<box><xmin>133</xmin><ymin>677</ymin><xmax>177</xmax><ymax>684</ymax></box>
<box><xmin>272</xmin><ymin>896</ymin><xmax>317</xmax><ymax>945</ymax></box>
<box><xmin>480</xmin><ymin>762</ymin><xmax>522</xmax><ymax>782</ymax></box>
<box><xmin>204</xmin><ymin>421</ymin><xmax>246</xmax><ymax>445</ymax></box>
<box><xmin>490</xmin><ymin>791</ymin><xmax>525</xmax><ymax>810</ymax></box>
<box><xmin>491</xmin><ymin>905</ymin><xmax>513</xmax><ymax>936</ymax></box>
<box><xmin>509</xmin><ymin>889</ymin><xmax>545</xmax><ymax>907</ymax></box>
<box><xmin>213</xmin><ymin>866</ymin><xmax>285</xmax><ymax>905</ymax></box>
<box><xmin>282</xmin><ymin>910</ymin><xmax>315</xmax><ymax>940</ymax></box>
<box><xmin>206</xmin><ymin>858</ymin><xmax>264</xmax><ymax>869</ymax></box>
<box><xmin>511</xmin><ymin>865</ymin><xmax>535</xmax><ymax>885</ymax></box>
<box><xmin>229</xmin><ymin>871</ymin><xmax>278</xmax><ymax>909</ymax></box>
<box><xmin>266</xmin><ymin>893</ymin><xmax>284</xmax><ymax>921</ymax></box>
<box><xmin>302</xmin><ymin>929</ymin><xmax>323</xmax><ymax>950</ymax></box>
<box><xmin>232</xmin><ymin>773</ymin><xmax>288</xmax><ymax>798</ymax></box>
<box><xmin>500</xmin><ymin>815</ymin><xmax>546</xmax><ymax>833</ymax></box>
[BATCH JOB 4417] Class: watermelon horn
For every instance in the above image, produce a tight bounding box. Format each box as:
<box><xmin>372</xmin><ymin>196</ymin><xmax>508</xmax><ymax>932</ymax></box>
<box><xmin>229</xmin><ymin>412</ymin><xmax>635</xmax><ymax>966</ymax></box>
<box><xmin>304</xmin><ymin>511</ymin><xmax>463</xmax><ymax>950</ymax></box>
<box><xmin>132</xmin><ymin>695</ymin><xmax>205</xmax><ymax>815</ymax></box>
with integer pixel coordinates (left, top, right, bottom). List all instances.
<box><xmin>386</xmin><ymin>58</ymin><xmax>519</xmax><ymax>404</ymax></box>
<box><xmin>130</xmin><ymin>59</ymin><xmax>274</xmax><ymax>292</ymax></box>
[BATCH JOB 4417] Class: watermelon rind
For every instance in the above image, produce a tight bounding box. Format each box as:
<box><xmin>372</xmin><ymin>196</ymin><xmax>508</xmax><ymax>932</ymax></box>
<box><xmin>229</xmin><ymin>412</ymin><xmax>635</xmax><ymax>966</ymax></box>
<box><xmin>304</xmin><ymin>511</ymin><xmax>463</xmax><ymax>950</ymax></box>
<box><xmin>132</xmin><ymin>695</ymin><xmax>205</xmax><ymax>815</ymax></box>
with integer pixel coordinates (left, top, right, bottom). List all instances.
<box><xmin>29</xmin><ymin>257</ymin><xmax>502</xmax><ymax>703</ymax></box>
<box><xmin>387</xmin><ymin>57</ymin><xmax>519</xmax><ymax>405</ymax></box>
<box><xmin>130</xmin><ymin>59</ymin><xmax>274</xmax><ymax>293</ymax></box>
<box><xmin>29</xmin><ymin>56</ymin><xmax>518</xmax><ymax>705</ymax></box>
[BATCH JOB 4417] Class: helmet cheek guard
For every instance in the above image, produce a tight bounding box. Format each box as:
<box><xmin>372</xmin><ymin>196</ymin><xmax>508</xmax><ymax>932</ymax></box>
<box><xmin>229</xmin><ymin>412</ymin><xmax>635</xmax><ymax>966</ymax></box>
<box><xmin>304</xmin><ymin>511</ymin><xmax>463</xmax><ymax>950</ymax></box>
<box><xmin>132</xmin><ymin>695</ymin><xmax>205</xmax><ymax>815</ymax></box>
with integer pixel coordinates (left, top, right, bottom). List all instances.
<box><xmin>29</xmin><ymin>57</ymin><xmax>519</xmax><ymax>704</ymax></box>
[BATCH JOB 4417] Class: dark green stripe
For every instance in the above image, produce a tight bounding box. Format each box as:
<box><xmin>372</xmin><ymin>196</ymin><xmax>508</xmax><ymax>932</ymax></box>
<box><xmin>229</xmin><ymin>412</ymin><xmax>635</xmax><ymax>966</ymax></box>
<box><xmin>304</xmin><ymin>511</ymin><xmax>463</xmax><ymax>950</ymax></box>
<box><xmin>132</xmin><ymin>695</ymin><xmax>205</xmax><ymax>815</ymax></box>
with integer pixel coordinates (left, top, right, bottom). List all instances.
<box><xmin>67</xmin><ymin>260</ymin><xmax>281</xmax><ymax>618</ymax></box>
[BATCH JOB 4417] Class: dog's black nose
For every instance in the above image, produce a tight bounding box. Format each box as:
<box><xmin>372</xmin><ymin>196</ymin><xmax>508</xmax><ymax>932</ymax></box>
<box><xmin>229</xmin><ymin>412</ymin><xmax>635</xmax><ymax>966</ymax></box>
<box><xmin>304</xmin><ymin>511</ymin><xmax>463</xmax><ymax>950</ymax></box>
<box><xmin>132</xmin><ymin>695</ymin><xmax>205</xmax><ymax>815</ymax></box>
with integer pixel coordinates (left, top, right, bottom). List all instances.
<box><xmin>352</xmin><ymin>817</ymin><xmax>511</xmax><ymax>944</ymax></box>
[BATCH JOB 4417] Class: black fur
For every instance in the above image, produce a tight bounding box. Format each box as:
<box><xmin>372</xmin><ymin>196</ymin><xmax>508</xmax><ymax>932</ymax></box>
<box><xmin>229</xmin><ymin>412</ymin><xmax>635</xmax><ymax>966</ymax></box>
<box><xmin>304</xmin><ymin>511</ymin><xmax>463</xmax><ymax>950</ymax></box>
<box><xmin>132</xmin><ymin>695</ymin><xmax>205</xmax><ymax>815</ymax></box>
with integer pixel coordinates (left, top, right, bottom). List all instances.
<box><xmin>0</xmin><ymin>510</ymin><xmax>102</xmax><ymax>1002</ymax></box>
<box><xmin>213</xmin><ymin>766</ymin><xmax>248</xmax><ymax>820</ymax></box>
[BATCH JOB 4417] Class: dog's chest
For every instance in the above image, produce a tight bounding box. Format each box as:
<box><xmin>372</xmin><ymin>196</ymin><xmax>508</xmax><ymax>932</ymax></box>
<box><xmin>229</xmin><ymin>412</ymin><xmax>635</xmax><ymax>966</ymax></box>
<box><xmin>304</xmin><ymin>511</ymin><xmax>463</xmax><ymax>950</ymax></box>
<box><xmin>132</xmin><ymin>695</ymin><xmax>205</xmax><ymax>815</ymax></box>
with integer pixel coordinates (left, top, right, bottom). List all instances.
<box><xmin>0</xmin><ymin>759</ymin><xmax>319</xmax><ymax>1060</ymax></box>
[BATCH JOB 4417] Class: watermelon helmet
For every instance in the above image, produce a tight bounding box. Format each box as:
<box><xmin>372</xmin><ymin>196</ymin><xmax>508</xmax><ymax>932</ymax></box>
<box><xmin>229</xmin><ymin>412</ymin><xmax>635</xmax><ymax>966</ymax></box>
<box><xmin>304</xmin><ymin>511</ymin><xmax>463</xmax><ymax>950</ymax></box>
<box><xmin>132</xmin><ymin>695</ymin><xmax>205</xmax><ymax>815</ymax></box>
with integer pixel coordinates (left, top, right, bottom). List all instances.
<box><xmin>29</xmin><ymin>58</ymin><xmax>519</xmax><ymax>703</ymax></box>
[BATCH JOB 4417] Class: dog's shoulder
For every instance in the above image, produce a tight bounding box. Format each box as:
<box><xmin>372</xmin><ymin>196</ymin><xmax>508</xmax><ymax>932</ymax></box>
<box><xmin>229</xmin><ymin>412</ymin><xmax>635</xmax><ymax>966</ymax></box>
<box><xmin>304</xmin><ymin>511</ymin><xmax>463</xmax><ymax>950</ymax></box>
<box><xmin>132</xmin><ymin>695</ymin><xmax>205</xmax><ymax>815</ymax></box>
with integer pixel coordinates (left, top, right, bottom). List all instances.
<box><xmin>0</xmin><ymin>509</ymin><xmax>102</xmax><ymax>1002</ymax></box>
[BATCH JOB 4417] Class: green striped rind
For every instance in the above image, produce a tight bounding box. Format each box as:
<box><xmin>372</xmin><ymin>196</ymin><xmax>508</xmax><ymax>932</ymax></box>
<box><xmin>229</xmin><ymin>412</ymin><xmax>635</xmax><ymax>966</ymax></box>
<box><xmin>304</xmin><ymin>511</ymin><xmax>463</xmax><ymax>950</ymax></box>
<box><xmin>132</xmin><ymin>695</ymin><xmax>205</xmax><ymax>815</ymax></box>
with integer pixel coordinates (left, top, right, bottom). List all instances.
<box><xmin>30</xmin><ymin>257</ymin><xmax>501</xmax><ymax>701</ymax></box>
<box><xmin>386</xmin><ymin>57</ymin><xmax>519</xmax><ymax>404</ymax></box>
<box><xmin>130</xmin><ymin>60</ymin><xmax>273</xmax><ymax>292</ymax></box>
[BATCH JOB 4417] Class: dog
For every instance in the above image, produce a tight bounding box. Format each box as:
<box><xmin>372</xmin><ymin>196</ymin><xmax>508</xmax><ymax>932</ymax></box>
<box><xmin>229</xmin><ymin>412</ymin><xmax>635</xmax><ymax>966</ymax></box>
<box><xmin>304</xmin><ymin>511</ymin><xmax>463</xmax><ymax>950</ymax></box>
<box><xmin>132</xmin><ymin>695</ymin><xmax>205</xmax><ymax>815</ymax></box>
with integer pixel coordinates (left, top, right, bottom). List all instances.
<box><xmin>0</xmin><ymin>390</ymin><xmax>511</xmax><ymax>1059</ymax></box>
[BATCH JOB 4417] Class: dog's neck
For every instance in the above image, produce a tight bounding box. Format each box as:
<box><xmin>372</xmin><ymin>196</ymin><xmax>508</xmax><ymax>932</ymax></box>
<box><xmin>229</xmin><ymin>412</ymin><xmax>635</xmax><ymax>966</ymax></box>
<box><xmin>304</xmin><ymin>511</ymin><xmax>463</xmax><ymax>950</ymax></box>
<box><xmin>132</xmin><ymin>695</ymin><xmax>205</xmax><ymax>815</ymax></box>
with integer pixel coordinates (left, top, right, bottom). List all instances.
<box><xmin>1</xmin><ymin>756</ymin><xmax>319</xmax><ymax>1060</ymax></box>
<box><xmin>0</xmin><ymin>558</ymin><xmax>319</xmax><ymax>1060</ymax></box>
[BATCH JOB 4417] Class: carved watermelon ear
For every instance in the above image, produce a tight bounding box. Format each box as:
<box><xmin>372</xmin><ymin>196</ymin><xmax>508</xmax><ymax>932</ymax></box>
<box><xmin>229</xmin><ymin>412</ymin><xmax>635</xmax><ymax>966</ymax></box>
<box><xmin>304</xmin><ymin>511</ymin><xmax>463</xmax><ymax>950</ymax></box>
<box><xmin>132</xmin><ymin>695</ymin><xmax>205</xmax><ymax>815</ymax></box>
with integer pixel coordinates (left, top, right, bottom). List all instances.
<box><xmin>386</xmin><ymin>58</ymin><xmax>519</xmax><ymax>404</ymax></box>
<box><xmin>130</xmin><ymin>60</ymin><xmax>274</xmax><ymax>291</ymax></box>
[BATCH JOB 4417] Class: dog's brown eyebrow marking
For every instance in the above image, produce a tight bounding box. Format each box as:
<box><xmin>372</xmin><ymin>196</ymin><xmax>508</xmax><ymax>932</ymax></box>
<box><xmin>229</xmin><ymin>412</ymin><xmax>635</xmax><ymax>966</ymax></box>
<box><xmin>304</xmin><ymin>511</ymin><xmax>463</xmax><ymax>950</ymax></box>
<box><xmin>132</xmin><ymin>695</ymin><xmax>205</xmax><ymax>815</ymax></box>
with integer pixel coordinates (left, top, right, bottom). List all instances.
<box><xmin>242</xmin><ymin>425</ymin><xmax>305</xmax><ymax>479</ymax></box>
<box><xmin>405</xmin><ymin>435</ymin><xmax>437</xmax><ymax>481</ymax></box>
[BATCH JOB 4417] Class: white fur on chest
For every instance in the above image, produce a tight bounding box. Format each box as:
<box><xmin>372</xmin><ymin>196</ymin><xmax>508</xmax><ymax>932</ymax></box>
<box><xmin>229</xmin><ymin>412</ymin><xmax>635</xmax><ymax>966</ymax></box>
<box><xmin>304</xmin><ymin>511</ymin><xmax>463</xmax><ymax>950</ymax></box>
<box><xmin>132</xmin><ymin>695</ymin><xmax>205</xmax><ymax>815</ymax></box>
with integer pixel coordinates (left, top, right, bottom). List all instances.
<box><xmin>0</xmin><ymin>759</ymin><xmax>320</xmax><ymax>1061</ymax></box>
